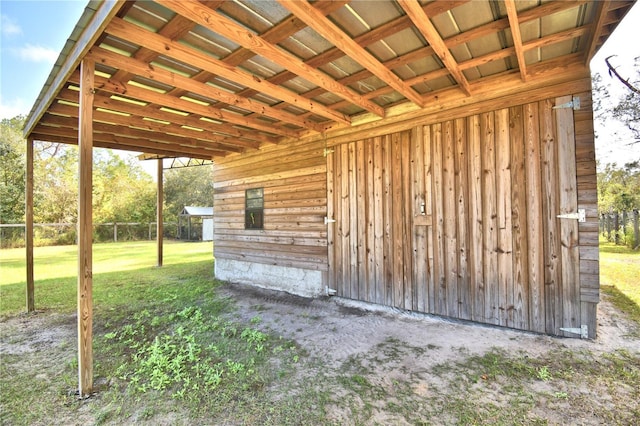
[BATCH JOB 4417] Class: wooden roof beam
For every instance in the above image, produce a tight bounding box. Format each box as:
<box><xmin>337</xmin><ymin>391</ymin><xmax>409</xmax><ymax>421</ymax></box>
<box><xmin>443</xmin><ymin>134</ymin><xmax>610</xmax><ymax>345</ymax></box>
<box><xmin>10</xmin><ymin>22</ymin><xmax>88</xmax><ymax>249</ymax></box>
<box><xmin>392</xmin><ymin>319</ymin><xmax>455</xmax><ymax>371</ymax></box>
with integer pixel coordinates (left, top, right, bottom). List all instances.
<box><xmin>46</xmin><ymin>104</ymin><xmax>246</xmax><ymax>153</ymax></box>
<box><xmin>504</xmin><ymin>0</ymin><xmax>528</xmax><ymax>82</ymax></box>
<box><xmin>233</xmin><ymin>1</ymin><xmax>466</xmax><ymax>101</ymax></box>
<box><xmin>584</xmin><ymin>1</ymin><xmax>609</xmax><ymax>65</ymax></box>
<box><xmin>42</xmin><ymin>112</ymin><xmax>244</xmax><ymax>154</ymax></box>
<box><xmin>105</xmin><ymin>17</ymin><xmax>350</xmax><ymax>126</ymax></box>
<box><xmin>277</xmin><ymin>0</ymin><xmax>425</xmax><ymax>108</ymax></box>
<box><xmin>198</xmin><ymin>1</ymin><xmax>347</xmax><ymax>127</ymax></box>
<box><xmin>69</xmin><ymin>71</ymin><xmax>299</xmax><ymax>138</ymax></box>
<box><xmin>108</xmin><ymin>4</ymin><xmax>211</xmax><ymax>83</ymax></box>
<box><xmin>55</xmin><ymin>85</ymin><xmax>269</xmax><ymax>147</ymax></box>
<box><xmin>221</xmin><ymin>0</ymin><xmax>349</xmax><ymax>67</ymax></box>
<box><xmin>87</xmin><ymin>46</ymin><xmax>326</xmax><ymax>132</ymax></box>
<box><xmin>155</xmin><ymin>0</ymin><xmax>385</xmax><ymax>117</ymax></box>
<box><xmin>518</xmin><ymin>0</ymin><xmax>589</xmax><ymax>24</ymax></box>
<box><xmin>522</xmin><ymin>25</ymin><xmax>591</xmax><ymax>52</ymax></box>
<box><xmin>398</xmin><ymin>0</ymin><xmax>472</xmax><ymax>96</ymax></box>
<box><xmin>32</xmin><ymin>125</ymin><xmax>225</xmax><ymax>158</ymax></box>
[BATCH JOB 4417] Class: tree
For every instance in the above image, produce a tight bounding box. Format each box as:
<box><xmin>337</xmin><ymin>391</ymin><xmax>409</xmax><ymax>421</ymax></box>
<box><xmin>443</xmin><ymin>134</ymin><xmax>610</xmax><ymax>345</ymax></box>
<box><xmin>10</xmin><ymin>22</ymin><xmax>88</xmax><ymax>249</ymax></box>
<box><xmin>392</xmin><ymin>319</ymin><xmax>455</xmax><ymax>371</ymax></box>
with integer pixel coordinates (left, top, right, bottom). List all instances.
<box><xmin>93</xmin><ymin>150</ymin><xmax>156</xmax><ymax>224</ymax></box>
<box><xmin>163</xmin><ymin>165</ymin><xmax>214</xmax><ymax>222</ymax></box>
<box><xmin>0</xmin><ymin>116</ymin><xmax>26</xmax><ymax>224</ymax></box>
<box><xmin>598</xmin><ymin>161</ymin><xmax>640</xmax><ymax>214</ymax></box>
<box><xmin>33</xmin><ymin>143</ymin><xmax>78</xmax><ymax>224</ymax></box>
<box><xmin>608</xmin><ymin>56</ymin><xmax>640</xmax><ymax>144</ymax></box>
<box><xmin>593</xmin><ymin>55</ymin><xmax>640</xmax><ymax>212</ymax></box>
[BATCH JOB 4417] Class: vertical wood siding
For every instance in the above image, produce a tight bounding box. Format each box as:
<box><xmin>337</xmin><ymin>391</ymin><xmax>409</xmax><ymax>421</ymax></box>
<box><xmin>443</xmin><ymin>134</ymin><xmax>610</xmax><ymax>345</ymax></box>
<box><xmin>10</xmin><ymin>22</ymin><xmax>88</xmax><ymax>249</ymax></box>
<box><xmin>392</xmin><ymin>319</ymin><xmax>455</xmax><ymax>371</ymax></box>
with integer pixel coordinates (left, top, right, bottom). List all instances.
<box><xmin>328</xmin><ymin>93</ymin><xmax>597</xmax><ymax>336</ymax></box>
<box><xmin>213</xmin><ymin>138</ymin><xmax>328</xmax><ymax>271</ymax></box>
<box><xmin>213</xmin><ymin>88</ymin><xmax>597</xmax><ymax>337</ymax></box>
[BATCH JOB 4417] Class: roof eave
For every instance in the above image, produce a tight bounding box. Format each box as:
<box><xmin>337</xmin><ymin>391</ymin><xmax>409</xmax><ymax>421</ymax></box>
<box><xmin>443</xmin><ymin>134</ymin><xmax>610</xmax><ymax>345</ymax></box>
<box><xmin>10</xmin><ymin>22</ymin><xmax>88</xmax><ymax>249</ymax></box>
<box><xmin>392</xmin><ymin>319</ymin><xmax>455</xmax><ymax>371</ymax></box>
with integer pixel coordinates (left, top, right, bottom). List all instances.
<box><xmin>23</xmin><ymin>0</ymin><xmax>126</xmax><ymax>138</ymax></box>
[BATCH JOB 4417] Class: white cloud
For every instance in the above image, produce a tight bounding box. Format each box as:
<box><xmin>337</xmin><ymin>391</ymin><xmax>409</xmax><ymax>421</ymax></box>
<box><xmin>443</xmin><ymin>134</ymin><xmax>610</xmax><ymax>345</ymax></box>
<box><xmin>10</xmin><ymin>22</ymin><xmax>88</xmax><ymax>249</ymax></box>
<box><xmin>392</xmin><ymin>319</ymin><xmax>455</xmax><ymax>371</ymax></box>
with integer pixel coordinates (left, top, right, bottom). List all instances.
<box><xmin>15</xmin><ymin>43</ymin><xmax>58</xmax><ymax>64</ymax></box>
<box><xmin>1</xmin><ymin>14</ymin><xmax>22</xmax><ymax>36</ymax></box>
<box><xmin>0</xmin><ymin>95</ymin><xmax>28</xmax><ymax>120</ymax></box>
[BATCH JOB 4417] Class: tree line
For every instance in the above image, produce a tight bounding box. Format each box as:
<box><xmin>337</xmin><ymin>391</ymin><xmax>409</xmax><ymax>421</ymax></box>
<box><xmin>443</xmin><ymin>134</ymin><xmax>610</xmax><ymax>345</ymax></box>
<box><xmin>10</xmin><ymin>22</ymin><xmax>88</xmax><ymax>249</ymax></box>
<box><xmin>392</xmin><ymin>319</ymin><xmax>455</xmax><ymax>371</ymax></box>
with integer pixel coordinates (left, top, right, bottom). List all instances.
<box><xmin>1</xmin><ymin>115</ymin><xmax>213</xmax><ymax>246</ymax></box>
<box><xmin>594</xmin><ymin>56</ymin><xmax>639</xmax><ymax>249</ymax></box>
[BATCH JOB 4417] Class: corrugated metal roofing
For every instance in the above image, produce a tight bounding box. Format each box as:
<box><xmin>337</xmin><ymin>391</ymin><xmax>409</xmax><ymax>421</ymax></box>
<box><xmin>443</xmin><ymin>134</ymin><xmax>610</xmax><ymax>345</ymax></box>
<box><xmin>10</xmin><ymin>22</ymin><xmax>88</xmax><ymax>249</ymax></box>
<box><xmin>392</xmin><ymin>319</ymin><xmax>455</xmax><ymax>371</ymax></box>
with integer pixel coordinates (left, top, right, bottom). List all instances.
<box><xmin>23</xmin><ymin>0</ymin><xmax>636</xmax><ymax>159</ymax></box>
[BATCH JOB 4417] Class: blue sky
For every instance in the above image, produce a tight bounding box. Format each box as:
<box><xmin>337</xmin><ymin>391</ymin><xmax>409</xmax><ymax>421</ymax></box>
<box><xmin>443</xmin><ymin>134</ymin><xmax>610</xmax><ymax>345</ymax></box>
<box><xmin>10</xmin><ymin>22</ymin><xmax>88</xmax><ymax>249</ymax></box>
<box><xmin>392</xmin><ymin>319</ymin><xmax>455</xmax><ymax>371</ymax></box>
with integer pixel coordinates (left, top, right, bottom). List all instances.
<box><xmin>1</xmin><ymin>0</ymin><xmax>638</xmax><ymax>165</ymax></box>
<box><xmin>1</xmin><ymin>1</ymin><xmax>86</xmax><ymax>119</ymax></box>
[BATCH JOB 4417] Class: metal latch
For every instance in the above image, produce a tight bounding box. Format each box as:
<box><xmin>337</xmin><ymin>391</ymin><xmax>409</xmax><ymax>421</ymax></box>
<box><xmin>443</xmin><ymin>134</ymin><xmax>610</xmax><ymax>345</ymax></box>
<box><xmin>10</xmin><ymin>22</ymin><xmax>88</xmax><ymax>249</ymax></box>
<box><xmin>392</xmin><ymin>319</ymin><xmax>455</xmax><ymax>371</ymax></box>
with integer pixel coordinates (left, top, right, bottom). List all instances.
<box><xmin>553</xmin><ymin>96</ymin><xmax>581</xmax><ymax>110</ymax></box>
<box><xmin>323</xmin><ymin>148</ymin><xmax>334</xmax><ymax>157</ymax></box>
<box><xmin>560</xmin><ymin>325</ymin><xmax>588</xmax><ymax>339</ymax></box>
<box><xmin>324</xmin><ymin>217</ymin><xmax>336</xmax><ymax>225</ymax></box>
<box><xmin>557</xmin><ymin>208</ymin><xmax>586</xmax><ymax>222</ymax></box>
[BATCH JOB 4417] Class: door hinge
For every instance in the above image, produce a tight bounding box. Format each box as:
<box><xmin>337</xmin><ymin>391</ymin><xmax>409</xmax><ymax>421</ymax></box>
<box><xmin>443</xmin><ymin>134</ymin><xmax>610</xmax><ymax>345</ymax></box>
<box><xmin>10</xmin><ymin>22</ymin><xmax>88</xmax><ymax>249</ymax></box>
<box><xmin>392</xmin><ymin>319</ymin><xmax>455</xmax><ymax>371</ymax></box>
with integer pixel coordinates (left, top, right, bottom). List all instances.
<box><xmin>324</xmin><ymin>217</ymin><xmax>336</xmax><ymax>225</ymax></box>
<box><xmin>323</xmin><ymin>148</ymin><xmax>334</xmax><ymax>157</ymax></box>
<box><xmin>560</xmin><ymin>325</ymin><xmax>588</xmax><ymax>339</ymax></box>
<box><xmin>553</xmin><ymin>96</ymin><xmax>581</xmax><ymax>110</ymax></box>
<box><xmin>557</xmin><ymin>208</ymin><xmax>586</xmax><ymax>222</ymax></box>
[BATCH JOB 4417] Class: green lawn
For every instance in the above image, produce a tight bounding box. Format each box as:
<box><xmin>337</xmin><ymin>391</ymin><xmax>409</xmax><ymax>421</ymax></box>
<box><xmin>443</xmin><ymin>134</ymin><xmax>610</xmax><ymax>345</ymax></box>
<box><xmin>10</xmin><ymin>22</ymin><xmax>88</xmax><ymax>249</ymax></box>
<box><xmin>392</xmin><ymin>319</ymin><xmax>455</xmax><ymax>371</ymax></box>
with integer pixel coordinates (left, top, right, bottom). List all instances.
<box><xmin>0</xmin><ymin>241</ymin><xmax>213</xmax><ymax>314</ymax></box>
<box><xmin>0</xmin><ymin>241</ymin><xmax>310</xmax><ymax>424</ymax></box>
<box><xmin>599</xmin><ymin>239</ymin><xmax>640</xmax><ymax>326</ymax></box>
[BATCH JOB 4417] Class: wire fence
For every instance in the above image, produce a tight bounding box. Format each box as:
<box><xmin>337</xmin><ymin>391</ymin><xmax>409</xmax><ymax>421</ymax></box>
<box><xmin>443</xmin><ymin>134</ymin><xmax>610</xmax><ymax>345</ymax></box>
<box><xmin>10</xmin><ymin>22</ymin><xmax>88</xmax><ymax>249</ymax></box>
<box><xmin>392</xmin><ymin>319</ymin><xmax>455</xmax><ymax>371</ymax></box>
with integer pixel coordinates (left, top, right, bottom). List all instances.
<box><xmin>600</xmin><ymin>209</ymin><xmax>640</xmax><ymax>250</ymax></box>
<box><xmin>0</xmin><ymin>222</ymin><xmax>179</xmax><ymax>248</ymax></box>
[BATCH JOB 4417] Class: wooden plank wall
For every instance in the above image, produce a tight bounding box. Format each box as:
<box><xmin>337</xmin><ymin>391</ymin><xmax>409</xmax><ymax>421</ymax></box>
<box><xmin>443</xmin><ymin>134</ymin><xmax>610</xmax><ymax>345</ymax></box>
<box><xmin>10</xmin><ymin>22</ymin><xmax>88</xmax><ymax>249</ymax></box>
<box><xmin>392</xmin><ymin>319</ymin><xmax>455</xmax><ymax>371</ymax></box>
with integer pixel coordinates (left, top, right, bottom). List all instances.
<box><xmin>328</xmin><ymin>92</ymin><xmax>597</xmax><ymax>335</ymax></box>
<box><xmin>213</xmin><ymin>138</ymin><xmax>328</xmax><ymax>272</ymax></box>
<box><xmin>212</xmin><ymin>87</ymin><xmax>598</xmax><ymax>337</ymax></box>
<box><xmin>575</xmin><ymin>91</ymin><xmax>599</xmax><ymax>338</ymax></box>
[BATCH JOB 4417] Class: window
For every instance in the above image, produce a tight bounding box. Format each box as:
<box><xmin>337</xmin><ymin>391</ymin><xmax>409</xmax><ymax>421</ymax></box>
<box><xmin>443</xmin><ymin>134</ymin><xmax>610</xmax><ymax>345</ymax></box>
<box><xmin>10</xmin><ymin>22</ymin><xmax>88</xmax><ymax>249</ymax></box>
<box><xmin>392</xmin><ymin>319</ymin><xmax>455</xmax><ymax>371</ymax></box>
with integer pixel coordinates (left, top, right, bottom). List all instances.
<box><xmin>245</xmin><ymin>188</ymin><xmax>264</xmax><ymax>229</ymax></box>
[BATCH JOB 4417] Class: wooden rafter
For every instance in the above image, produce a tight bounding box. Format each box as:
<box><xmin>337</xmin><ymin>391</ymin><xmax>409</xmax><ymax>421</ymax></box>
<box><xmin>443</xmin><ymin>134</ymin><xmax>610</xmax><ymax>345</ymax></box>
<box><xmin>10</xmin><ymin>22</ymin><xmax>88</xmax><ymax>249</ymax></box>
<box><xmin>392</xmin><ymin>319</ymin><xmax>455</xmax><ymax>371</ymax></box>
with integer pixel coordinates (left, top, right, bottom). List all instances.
<box><xmin>398</xmin><ymin>0</ymin><xmax>472</xmax><ymax>96</ymax></box>
<box><xmin>278</xmin><ymin>0</ymin><xmax>425</xmax><ymax>107</ymax></box>
<box><xmin>41</xmin><ymin>113</ymin><xmax>238</xmax><ymax>154</ymax></box>
<box><xmin>74</xmin><ymin>72</ymin><xmax>300</xmax><ymax>138</ymax></box>
<box><xmin>505</xmin><ymin>0</ymin><xmax>528</xmax><ymax>82</ymax></box>
<box><xmin>87</xmin><ymin>46</ymin><xmax>327</xmax><ymax>132</ymax></box>
<box><xmin>53</xmin><ymin>88</ymin><xmax>269</xmax><ymax>148</ymax></box>
<box><xmin>46</xmin><ymin>105</ymin><xmax>246</xmax><ymax>153</ymax></box>
<box><xmin>155</xmin><ymin>0</ymin><xmax>386</xmax><ymax>117</ymax></box>
<box><xmin>32</xmin><ymin>126</ymin><xmax>222</xmax><ymax>159</ymax></box>
<box><xmin>583</xmin><ymin>0</ymin><xmax>609</xmax><ymax>65</ymax></box>
<box><xmin>105</xmin><ymin>18</ymin><xmax>350</xmax><ymax>126</ymax></box>
<box><xmin>522</xmin><ymin>25</ymin><xmax>591</xmax><ymax>51</ymax></box>
<box><xmin>23</xmin><ymin>0</ymin><xmax>633</xmax><ymax>159</ymax></box>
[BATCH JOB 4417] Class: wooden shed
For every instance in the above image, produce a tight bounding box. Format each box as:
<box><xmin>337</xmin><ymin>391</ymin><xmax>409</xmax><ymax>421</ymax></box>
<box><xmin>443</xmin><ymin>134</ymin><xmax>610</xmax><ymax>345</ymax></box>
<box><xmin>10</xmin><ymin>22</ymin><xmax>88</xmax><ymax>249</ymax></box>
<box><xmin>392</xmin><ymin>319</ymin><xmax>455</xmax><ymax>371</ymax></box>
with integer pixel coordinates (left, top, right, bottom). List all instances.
<box><xmin>22</xmin><ymin>0</ymin><xmax>636</xmax><ymax>394</ymax></box>
<box><xmin>179</xmin><ymin>206</ymin><xmax>214</xmax><ymax>241</ymax></box>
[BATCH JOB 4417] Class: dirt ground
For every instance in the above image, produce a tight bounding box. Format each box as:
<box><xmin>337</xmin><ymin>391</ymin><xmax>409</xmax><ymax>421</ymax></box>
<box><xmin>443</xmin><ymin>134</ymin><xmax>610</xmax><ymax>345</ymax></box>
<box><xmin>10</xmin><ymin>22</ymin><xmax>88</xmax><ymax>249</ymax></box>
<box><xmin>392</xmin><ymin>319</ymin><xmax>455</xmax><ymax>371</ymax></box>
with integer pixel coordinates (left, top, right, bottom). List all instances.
<box><xmin>222</xmin><ymin>282</ymin><xmax>640</xmax><ymax>365</ymax></box>
<box><xmin>1</xmin><ymin>282</ymin><xmax>639</xmax><ymax>425</ymax></box>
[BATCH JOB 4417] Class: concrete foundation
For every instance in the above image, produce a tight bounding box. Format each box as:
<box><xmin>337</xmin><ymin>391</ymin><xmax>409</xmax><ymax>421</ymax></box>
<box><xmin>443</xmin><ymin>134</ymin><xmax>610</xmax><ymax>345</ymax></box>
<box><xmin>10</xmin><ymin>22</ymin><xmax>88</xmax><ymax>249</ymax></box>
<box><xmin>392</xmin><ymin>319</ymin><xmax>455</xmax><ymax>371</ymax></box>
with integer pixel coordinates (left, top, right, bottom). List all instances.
<box><xmin>214</xmin><ymin>258</ymin><xmax>325</xmax><ymax>298</ymax></box>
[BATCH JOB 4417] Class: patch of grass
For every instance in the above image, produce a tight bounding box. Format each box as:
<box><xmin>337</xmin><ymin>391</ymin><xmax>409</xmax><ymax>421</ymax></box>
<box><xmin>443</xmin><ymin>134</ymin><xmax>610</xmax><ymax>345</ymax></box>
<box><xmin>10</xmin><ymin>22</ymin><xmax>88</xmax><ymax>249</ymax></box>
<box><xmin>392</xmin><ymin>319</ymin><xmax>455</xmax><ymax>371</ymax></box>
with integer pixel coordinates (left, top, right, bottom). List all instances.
<box><xmin>602</xmin><ymin>285</ymin><xmax>640</xmax><ymax>336</ymax></box>
<box><xmin>431</xmin><ymin>347</ymin><xmax>640</xmax><ymax>425</ymax></box>
<box><xmin>600</xmin><ymin>238</ymin><xmax>640</xmax><ymax>335</ymax></box>
<box><xmin>600</xmin><ymin>239</ymin><xmax>640</xmax><ymax>306</ymax></box>
<box><xmin>0</xmin><ymin>242</ymin><xmax>320</xmax><ymax>425</ymax></box>
<box><xmin>0</xmin><ymin>240</ymin><xmax>213</xmax><ymax>287</ymax></box>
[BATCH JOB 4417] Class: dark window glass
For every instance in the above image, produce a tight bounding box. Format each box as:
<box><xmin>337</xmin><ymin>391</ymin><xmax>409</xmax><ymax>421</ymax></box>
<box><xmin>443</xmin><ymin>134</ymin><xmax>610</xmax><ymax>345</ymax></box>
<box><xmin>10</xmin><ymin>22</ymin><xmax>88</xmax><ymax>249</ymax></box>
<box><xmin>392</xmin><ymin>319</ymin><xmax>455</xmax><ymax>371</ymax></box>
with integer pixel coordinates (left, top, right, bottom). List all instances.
<box><xmin>245</xmin><ymin>188</ymin><xmax>264</xmax><ymax>229</ymax></box>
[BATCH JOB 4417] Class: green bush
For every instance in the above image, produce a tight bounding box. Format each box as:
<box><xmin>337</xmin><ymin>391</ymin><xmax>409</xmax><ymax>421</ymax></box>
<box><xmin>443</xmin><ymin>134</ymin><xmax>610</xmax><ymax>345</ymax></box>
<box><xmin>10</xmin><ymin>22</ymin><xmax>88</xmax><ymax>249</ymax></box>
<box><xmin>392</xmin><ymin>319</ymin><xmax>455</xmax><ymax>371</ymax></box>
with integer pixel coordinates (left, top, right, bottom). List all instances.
<box><xmin>623</xmin><ymin>226</ymin><xmax>638</xmax><ymax>249</ymax></box>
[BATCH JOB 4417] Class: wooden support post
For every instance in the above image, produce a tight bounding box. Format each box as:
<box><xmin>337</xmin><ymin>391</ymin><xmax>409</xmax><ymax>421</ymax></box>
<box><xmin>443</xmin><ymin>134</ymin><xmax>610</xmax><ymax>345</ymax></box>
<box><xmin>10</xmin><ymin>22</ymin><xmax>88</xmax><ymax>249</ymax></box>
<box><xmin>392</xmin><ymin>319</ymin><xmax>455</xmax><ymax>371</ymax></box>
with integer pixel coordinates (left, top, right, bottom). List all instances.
<box><xmin>26</xmin><ymin>137</ymin><xmax>34</xmax><ymax>312</ymax></box>
<box><xmin>157</xmin><ymin>159</ymin><xmax>163</xmax><ymax>267</ymax></box>
<box><xmin>77</xmin><ymin>58</ymin><xmax>94</xmax><ymax>397</ymax></box>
